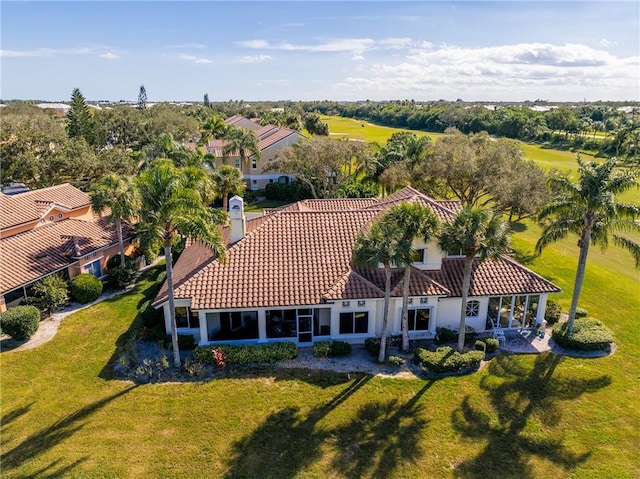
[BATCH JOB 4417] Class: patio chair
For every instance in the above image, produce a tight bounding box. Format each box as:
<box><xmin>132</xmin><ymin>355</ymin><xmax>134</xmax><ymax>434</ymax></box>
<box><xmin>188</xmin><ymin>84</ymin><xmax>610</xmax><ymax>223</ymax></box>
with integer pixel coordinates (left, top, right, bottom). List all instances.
<box><xmin>491</xmin><ymin>318</ymin><xmax>506</xmax><ymax>344</ymax></box>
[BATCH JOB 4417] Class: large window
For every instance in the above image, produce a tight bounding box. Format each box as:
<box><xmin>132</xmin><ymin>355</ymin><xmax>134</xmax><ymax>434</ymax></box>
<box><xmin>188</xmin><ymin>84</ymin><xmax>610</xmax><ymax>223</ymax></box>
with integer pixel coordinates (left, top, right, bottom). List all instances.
<box><xmin>487</xmin><ymin>295</ymin><xmax>540</xmax><ymax>329</ymax></box>
<box><xmin>175</xmin><ymin>307</ymin><xmax>200</xmax><ymax>329</ymax></box>
<box><xmin>408</xmin><ymin>309</ymin><xmax>430</xmax><ymax>331</ymax></box>
<box><xmin>84</xmin><ymin>259</ymin><xmax>102</xmax><ymax>278</ymax></box>
<box><xmin>266</xmin><ymin>309</ymin><xmax>297</xmax><ymax>338</ymax></box>
<box><xmin>339</xmin><ymin>311</ymin><xmax>369</xmax><ymax>335</ymax></box>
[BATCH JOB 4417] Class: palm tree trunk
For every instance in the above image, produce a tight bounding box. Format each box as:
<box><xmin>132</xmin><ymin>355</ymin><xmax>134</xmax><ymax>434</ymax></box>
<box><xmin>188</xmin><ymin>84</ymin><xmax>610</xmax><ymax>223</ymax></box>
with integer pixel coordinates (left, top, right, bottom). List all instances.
<box><xmin>222</xmin><ymin>189</ymin><xmax>229</xmax><ymax>212</ymax></box>
<box><xmin>401</xmin><ymin>265</ymin><xmax>411</xmax><ymax>352</ymax></box>
<box><xmin>567</xmin><ymin>227</ymin><xmax>591</xmax><ymax>333</ymax></box>
<box><xmin>115</xmin><ymin>217</ymin><xmax>126</xmax><ymax>266</ymax></box>
<box><xmin>457</xmin><ymin>256</ymin><xmax>474</xmax><ymax>352</ymax></box>
<box><xmin>164</xmin><ymin>243</ymin><xmax>181</xmax><ymax>368</ymax></box>
<box><xmin>379</xmin><ymin>265</ymin><xmax>392</xmax><ymax>363</ymax></box>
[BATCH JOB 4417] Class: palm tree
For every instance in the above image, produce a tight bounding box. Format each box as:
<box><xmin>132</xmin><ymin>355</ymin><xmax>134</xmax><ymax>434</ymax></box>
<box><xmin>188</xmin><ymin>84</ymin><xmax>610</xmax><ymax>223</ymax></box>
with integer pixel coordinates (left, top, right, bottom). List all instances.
<box><xmin>223</xmin><ymin>126</ymin><xmax>260</xmax><ymax>168</ymax></box>
<box><xmin>536</xmin><ymin>158</ymin><xmax>639</xmax><ymax>333</ymax></box>
<box><xmin>385</xmin><ymin>202</ymin><xmax>439</xmax><ymax>352</ymax></box>
<box><xmin>438</xmin><ymin>207</ymin><xmax>510</xmax><ymax>352</ymax></box>
<box><xmin>140</xmin><ymin>132</ymin><xmax>192</xmax><ymax>169</ymax></box>
<box><xmin>212</xmin><ymin>165</ymin><xmax>247</xmax><ymax>212</ymax></box>
<box><xmin>136</xmin><ymin>160</ymin><xmax>227</xmax><ymax>367</ymax></box>
<box><xmin>91</xmin><ymin>173</ymin><xmax>140</xmax><ymax>266</ymax></box>
<box><xmin>198</xmin><ymin>114</ymin><xmax>228</xmax><ymax>146</ymax></box>
<box><xmin>353</xmin><ymin>220</ymin><xmax>408</xmax><ymax>363</ymax></box>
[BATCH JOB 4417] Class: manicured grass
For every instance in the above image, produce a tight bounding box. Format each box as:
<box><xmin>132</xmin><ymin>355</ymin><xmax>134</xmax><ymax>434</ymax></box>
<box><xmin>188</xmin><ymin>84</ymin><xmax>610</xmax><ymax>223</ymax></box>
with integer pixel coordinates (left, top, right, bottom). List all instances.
<box><xmin>2</xmin><ymin>228</ymin><xmax>639</xmax><ymax>478</ymax></box>
<box><xmin>245</xmin><ymin>200</ymin><xmax>289</xmax><ymax>212</ymax></box>
<box><xmin>321</xmin><ymin>114</ymin><xmax>442</xmax><ymax>144</ymax></box>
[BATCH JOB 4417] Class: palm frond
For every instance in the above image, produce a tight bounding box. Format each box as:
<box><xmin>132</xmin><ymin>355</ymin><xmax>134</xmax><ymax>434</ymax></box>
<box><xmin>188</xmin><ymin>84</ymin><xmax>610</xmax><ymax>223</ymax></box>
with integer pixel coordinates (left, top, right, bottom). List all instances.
<box><xmin>612</xmin><ymin>235</ymin><xmax>640</xmax><ymax>268</ymax></box>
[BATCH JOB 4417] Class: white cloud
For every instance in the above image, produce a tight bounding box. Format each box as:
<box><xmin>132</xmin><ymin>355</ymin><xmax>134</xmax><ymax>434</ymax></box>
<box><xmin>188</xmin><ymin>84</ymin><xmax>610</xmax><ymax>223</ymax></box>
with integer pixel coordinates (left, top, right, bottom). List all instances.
<box><xmin>100</xmin><ymin>52</ymin><xmax>120</xmax><ymax>60</ymax></box>
<box><xmin>0</xmin><ymin>47</ymin><xmax>92</xmax><ymax>57</ymax></box>
<box><xmin>238</xmin><ymin>38</ymin><xmax>375</xmax><ymax>54</ymax></box>
<box><xmin>599</xmin><ymin>38</ymin><xmax>618</xmax><ymax>47</ymax></box>
<box><xmin>379</xmin><ymin>38</ymin><xmax>412</xmax><ymax>49</ymax></box>
<box><xmin>238</xmin><ymin>54</ymin><xmax>273</xmax><ymax>63</ymax></box>
<box><xmin>179</xmin><ymin>54</ymin><xmax>213</xmax><ymax>64</ymax></box>
<box><xmin>336</xmin><ymin>42</ymin><xmax>639</xmax><ymax>101</ymax></box>
<box><xmin>352</xmin><ymin>54</ymin><xmax>365</xmax><ymax>61</ymax></box>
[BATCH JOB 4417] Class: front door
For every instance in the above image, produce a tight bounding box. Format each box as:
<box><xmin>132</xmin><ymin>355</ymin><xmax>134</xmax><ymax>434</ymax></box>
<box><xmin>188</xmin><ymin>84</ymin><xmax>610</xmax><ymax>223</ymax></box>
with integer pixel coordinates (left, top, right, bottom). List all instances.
<box><xmin>297</xmin><ymin>309</ymin><xmax>313</xmax><ymax>343</ymax></box>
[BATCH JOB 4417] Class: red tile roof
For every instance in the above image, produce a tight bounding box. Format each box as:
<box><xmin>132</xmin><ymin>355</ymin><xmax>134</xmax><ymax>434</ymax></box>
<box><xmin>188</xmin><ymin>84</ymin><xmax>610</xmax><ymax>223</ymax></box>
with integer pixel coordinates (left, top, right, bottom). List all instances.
<box><xmin>0</xmin><ymin>183</ymin><xmax>91</xmax><ymax>231</ymax></box>
<box><xmin>225</xmin><ymin>115</ymin><xmax>262</xmax><ymax>132</ymax></box>
<box><xmin>429</xmin><ymin>256</ymin><xmax>561</xmax><ymax>297</ymax></box>
<box><xmin>154</xmin><ymin>187</ymin><xmax>559</xmax><ymax>310</ymax></box>
<box><xmin>257</xmin><ymin>128</ymin><xmax>300</xmax><ymax>151</ymax></box>
<box><xmin>0</xmin><ymin>217</ymin><xmax>133</xmax><ymax>294</ymax></box>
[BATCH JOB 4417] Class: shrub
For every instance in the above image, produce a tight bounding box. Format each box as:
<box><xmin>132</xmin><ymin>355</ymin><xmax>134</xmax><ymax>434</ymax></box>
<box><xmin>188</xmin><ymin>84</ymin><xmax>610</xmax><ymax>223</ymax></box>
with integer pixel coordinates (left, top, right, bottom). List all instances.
<box><xmin>107</xmin><ymin>263</ymin><xmax>137</xmax><ymax>289</ymax></box>
<box><xmin>474</xmin><ymin>340</ymin><xmax>486</xmax><ymax>352</ymax></box>
<box><xmin>264</xmin><ymin>181</ymin><xmax>313</xmax><ymax>202</ymax></box>
<box><xmin>70</xmin><ymin>273</ymin><xmax>103</xmax><ymax>304</ymax></box>
<box><xmin>552</xmin><ymin>318</ymin><xmax>614</xmax><ymax>351</ymax></box>
<box><xmin>28</xmin><ymin>274</ymin><xmax>68</xmax><ymax>315</ymax></box>
<box><xmin>364</xmin><ymin>337</ymin><xmax>381</xmax><ymax>356</ymax></box>
<box><xmin>106</xmin><ymin>254</ymin><xmax>135</xmax><ymax>271</ymax></box>
<box><xmin>182</xmin><ymin>359</ymin><xmax>207</xmax><ymax>378</ymax></box>
<box><xmin>436</xmin><ymin>327</ymin><xmax>457</xmax><ymax>343</ymax></box>
<box><xmin>484</xmin><ymin>337</ymin><xmax>500</xmax><ymax>353</ymax></box>
<box><xmin>313</xmin><ymin>340</ymin><xmax>352</xmax><ymax>358</ymax></box>
<box><xmin>388</xmin><ymin>355</ymin><xmax>405</xmax><ymax>367</ymax></box>
<box><xmin>0</xmin><ymin>305</ymin><xmax>40</xmax><ymax>340</ymax></box>
<box><xmin>575</xmin><ymin>307</ymin><xmax>588</xmax><ymax>318</ymax></box>
<box><xmin>414</xmin><ymin>346</ymin><xmax>485</xmax><ymax>373</ymax></box>
<box><xmin>166</xmin><ymin>334</ymin><xmax>196</xmax><ymax>350</ymax></box>
<box><xmin>156</xmin><ymin>271</ymin><xmax>167</xmax><ymax>286</ymax></box>
<box><xmin>545</xmin><ymin>300</ymin><xmax>563</xmax><ymax>324</ymax></box>
<box><xmin>243</xmin><ymin>189</ymin><xmax>263</xmax><ymax>204</ymax></box>
<box><xmin>193</xmin><ymin>342</ymin><xmax>298</xmax><ymax>365</ymax></box>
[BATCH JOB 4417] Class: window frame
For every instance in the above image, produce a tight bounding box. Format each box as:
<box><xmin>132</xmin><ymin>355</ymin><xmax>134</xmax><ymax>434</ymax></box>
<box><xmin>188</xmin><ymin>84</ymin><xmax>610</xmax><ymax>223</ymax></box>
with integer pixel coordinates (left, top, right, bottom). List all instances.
<box><xmin>339</xmin><ymin>310</ymin><xmax>369</xmax><ymax>335</ymax></box>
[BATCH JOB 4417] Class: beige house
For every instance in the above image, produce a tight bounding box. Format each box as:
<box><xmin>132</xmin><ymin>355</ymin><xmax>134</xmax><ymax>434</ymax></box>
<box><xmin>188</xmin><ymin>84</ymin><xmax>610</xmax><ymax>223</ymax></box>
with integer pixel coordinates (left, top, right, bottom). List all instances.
<box><xmin>203</xmin><ymin>115</ymin><xmax>305</xmax><ymax>190</ymax></box>
<box><xmin>153</xmin><ymin>187</ymin><xmax>560</xmax><ymax>346</ymax></box>
<box><xmin>0</xmin><ymin>184</ymin><xmax>134</xmax><ymax>311</ymax></box>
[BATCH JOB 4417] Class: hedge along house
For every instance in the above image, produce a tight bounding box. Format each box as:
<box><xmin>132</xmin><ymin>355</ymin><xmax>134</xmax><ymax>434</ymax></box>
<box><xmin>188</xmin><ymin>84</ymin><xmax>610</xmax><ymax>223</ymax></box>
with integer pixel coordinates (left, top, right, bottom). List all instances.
<box><xmin>0</xmin><ymin>183</ymin><xmax>135</xmax><ymax>311</ymax></box>
<box><xmin>201</xmin><ymin>115</ymin><xmax>305</xmax><ymax>190</ymax></box>
<box><xmin>153</xmin><ymin>187</ymin><xmax>560</xmax><ymax>346</ymax></box>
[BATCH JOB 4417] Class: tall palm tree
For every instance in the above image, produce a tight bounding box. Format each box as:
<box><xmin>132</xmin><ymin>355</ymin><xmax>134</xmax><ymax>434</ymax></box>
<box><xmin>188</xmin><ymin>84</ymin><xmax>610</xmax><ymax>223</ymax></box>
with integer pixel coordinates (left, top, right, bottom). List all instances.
<box><xmin>536</xmin><ymin>158</ymin><xmax>639</xmax><ymax>333</ymax></box>
<box><xmin>385</xmin><ymin>202</ymin><xmax>439</xmax><ymax>352</ymax></box>
<box><xmin>140</xmin><ymin>132</ymin><xmax>192</xmax><ymax>169</ymax></box>
<box><xmin>91</xmin><ymin>173</ymin><xmax>140</xmax><ymax>266</ymax></box>
<box><xmin>438</xmin><ymin>207</ymin><xmax>510</xmax><ymax>352</ymax></box>
<box><xmin>353</xmin><ymin>221</ymin><xmax>408</xmax><ymax>363</ymax></box>
<box><xmin>223</xmin><ymin>126</ymin><xmax>261</xmax><ymax>168</ymax></box>
<box><xmin>212</xmin><ymin>165</ymin><xmax>247</xmax><ymax>212</ymax></box>
<box><xmin>136</xmin><ymin>160</ymin><xmax>227</xmax><ymax>367</ymax></box>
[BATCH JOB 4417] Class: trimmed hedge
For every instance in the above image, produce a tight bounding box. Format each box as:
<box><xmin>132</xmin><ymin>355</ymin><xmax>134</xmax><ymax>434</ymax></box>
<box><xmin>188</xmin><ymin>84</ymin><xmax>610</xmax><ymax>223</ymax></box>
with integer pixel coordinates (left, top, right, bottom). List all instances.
<box><xmin>435</xmin><ymin>327</ymin><xmax>457</xmax><ymax>343</ymax></box>
<box><xmin>108</xmin><ymin>263</ymin><xmax>137</xmax><ymax>288</ymax></box>
<box><xmin>165</xmin><ymin>334</ymin><xmax>196</xmax><ymax>350</ymax></box>
<box><xmin>545</xmin><ymin>300</ymin><xmax>563</xmax><ymax>324</ymax></box>
<box><xmin>484</xmin><ymin>337</ymin><xmax>500</xmax><ymax>353</ymax></box>
<box><xmin>575</xmin><ymin>307</ymin><xmax>588</xmax><ymax>319</ymax></box>
<box><xmin>193</xmin><ymin>342</ymin><xmax>298</xmax><ymax>365</ymax></box>
<box><xmin>312</xmin><ymin>340</ymin><xmax>352</xmax><ymax>358</ymax></box>
<box><xmin>70</xmin><ymin>273</ymin><xmax>103</xmax><ymax>303</ymax></box>
<box><xmin>475</xmin><ymin>340</ymin><xmax>486</xmax><ymax>352</ymax></box>
<box><xmin>388</xmin><ymin>355</ymin><xmax>405</xmax><ymax>367</ymax></box>
<box><xmin>415</xmin><ymin>346</ymin><xmax>485</xmax><ymax>373</ymax></box>
<box><xmin>364</xmin><ymin>337</ymin><xmax>380</xmax><ymax>356</ymax></box>
<box><xmin>552</xmin><ymin>318</ymin><xmax>614</xmax><ymax>351</ymax></box>
<box><xmin>0</xmin><ymin>305</ymin><xmax>40</xmax><ymax>340</ymax></box>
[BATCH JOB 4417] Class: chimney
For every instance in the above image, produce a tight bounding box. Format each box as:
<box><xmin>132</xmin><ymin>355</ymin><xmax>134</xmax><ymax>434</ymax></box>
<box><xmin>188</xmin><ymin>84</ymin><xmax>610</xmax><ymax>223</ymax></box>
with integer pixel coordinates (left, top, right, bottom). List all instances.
<box><xmin>229</xmin><ymin>195</ymin><xmax>246</xmax><ymax>244</ymax></box>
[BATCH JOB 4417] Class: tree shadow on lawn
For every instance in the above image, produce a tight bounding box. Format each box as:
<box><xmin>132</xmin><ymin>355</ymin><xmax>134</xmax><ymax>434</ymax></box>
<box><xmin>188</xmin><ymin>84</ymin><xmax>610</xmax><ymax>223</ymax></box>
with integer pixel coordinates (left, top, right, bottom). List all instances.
<box><xmin>0</xmin><ymin>386</ymin><xmax>136</xmax><ymax>476</ymax></box>
<box><xmin>225</xmin><ymin>377</ymin><xmax>434</xmax><ymax>479</ymax></box>
<box><xmin>98</xmin><ymin>266</ymin><xmax>165</xmax><ymax>381</ymax></box>
<box><xmin>451</xmin><ymin>353</ymin><xmax>611</xmax><ymax>478</ymax></box>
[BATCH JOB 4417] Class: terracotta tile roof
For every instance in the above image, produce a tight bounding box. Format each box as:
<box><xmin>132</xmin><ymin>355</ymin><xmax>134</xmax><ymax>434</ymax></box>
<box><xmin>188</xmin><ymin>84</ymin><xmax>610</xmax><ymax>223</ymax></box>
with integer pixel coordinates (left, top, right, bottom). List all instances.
<box><xmin>364</xmin><ymin>190</ymin><xmax>458</xmax><ymax>222</ymax></box>
<box><xmin>225</xmin><ymin>115</ymin><xmax>262</xmax><ymax>132</ymax></box>
<box><xmin>155</xmin><ymin>187</ymin><xmax>559</xmax><ymax>310</ymax></box>
<box><xmin>436</xmin><ymin>200</ymin><xmax>463</xmax><ymax>214</ymax></box>
<box><xmin>166</xmin><ymin>210</ymin><xmax>382</xmax><ymax>309</ymax></box>
<box><xmin>256</xmin><ymin>124</ymin><xmax>280</xmax><ymax>139</ymax></box>
<box><xmin>0</xmin><ymin>217</ymin><xmax>132</xmax><ymax>294</ymax></box>
<box><xmin>429</xmin><ymin>256</ymin><xmax>561</xmax><ymax>297</ymax></box>
<box><xmin>0</xmin><ymin>183</ymin><xmax>91</xmax><ymax>231</ymax></box>
<box><xmin>257</xmin><ymin>128</ymin><xmax>300</xmax><ymax>151</ymax></box>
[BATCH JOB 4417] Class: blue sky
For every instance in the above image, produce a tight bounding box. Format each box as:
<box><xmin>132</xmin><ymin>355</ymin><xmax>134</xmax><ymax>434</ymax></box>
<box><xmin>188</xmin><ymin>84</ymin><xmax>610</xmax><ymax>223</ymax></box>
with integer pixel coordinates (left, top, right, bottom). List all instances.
<box><xmin>2</xmin><ymin>1</ymin><xmax>638</xmax><ymax>102</ymax></box>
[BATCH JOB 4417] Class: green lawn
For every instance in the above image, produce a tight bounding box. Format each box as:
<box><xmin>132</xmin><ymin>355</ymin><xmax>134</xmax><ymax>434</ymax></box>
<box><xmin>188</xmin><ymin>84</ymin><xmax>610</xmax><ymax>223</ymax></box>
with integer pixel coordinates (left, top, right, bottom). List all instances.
<box><xmin>1</xmin><ymin>222</ymin><xmax>639</xmax><ymax>478</ymax></box>
<box><xmin>321</xmin><ymin>114</ymin><xmax>442</xmax><ymax>145</ymax></box>
<box><xmin>245</xmin><ymin>200</ymin><xmax>289</xmax><ymax>212</ymax></box>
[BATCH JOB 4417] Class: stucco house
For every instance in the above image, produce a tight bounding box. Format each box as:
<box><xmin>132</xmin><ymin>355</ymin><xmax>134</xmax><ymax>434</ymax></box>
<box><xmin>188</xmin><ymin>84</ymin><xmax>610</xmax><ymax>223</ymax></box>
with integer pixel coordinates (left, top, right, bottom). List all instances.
<box><xmin>153</xmin><ymin>187</ymin><xmax>560</xmax><ymax>346</ymax></box>
<box><xmin>0</xmin><ymin>183</ymin><xmax>134</xmax><ymax>311</ymax></box>
<box><xmin>203</xmin><ymin>115</ymin><xmax>305</xmax><ymax>190</ymax></box>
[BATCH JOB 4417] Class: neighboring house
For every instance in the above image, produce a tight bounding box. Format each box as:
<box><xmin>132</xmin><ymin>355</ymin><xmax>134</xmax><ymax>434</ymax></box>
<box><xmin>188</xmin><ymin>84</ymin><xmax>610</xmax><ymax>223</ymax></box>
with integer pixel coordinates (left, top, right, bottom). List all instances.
<box><xmin>0</xmin><ymin>183</ymin><xmax>134</xmax><ymax>311</ymax></box>
<box><xmin>153</xmin><ymin>187</ymin><xmax>560</xmax><ymax>346</ymax></box>
<box><xmin>203</xmin><ymin>115</ymin><xmax>305</xmax><ymax>190</ymax></box>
